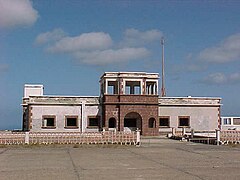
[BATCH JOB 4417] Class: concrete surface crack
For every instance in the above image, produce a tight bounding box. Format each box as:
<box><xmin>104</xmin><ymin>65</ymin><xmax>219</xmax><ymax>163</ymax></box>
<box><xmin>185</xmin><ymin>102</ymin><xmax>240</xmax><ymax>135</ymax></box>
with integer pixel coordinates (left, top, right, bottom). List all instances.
<box><xmin>67</xmin><ymin>149</ymin><xmax>83</xmax><ymax>180</ymax></box>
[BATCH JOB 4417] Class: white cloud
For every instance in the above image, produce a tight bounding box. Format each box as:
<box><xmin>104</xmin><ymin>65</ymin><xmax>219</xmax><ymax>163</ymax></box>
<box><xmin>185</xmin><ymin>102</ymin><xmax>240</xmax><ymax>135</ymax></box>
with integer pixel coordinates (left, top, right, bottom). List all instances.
<box><xmin>36</xmin><ymin>28</ymin><xmax>161</xmax><ymax>66</ymax></box>
<box><xmin>47</xmin><ymin>32</ymin><xmax>113</xmax><ymax>53</ymax></box>
<box><xmin>198</xmin><ymin>33</ymin><xmax>240</xmax><ymax>63</ymax></box>
<box><xmin>35</xmin><ymin>28</ymin><xmax>66</xmax><ymax>45</ymax></box>
<box><xmin>201</xmin><ymin>72</ymin><xmax>240</xmax><ymax>85</ymax></box>
<box><xmin>120</xmin><ymin>28</ymin><xmax>163</xmax><ymax>47</ymax></box>
<box><xmin>0</xmin><ymin>0</ymin><xmax>38</xmax><ymax>29</ymax></box>
<box><xmin>74</xmin><ymin>48</ymin><xmax>149</xmax><ymax>66</ymax></box>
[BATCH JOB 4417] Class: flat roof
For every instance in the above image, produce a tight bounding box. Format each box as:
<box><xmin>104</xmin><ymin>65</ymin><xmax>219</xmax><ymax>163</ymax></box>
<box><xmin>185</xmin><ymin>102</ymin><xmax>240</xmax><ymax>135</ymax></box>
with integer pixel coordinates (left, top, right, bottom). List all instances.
<box><xmin>100</xmin><ymin>71</ymin><xmax>159</xmax><ymax>79</ymax></box>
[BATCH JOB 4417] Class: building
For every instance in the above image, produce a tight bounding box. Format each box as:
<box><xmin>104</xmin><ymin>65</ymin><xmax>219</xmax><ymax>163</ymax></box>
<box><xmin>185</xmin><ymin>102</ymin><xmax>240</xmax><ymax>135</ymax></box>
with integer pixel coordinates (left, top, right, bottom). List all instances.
<box><xmin>221</xmin><ymin>116</ymin><xmax>240</xmax><ymax>130</ymax></box>
<box><xmin>22</xmin><ymin>72</ymin><xmax>221</xmax><ymax>136</ymax></box>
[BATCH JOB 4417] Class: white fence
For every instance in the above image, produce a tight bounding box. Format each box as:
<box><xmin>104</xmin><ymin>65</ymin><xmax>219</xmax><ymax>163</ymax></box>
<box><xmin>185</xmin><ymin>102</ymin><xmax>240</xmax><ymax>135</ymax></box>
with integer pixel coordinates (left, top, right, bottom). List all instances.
<box><xmin>0</xmin><ymin>131</ymin><xmax>140</xmax><ymax>145</ymax></box>
<box><xmin>220</xmin><ymin>130</ymin><xmax>240</xmax><ymax>144</ymax></box>
<box><xmin>171</xmin><ymin>128</ymin><xmax>240</xmax><ymax>145</ymax></box>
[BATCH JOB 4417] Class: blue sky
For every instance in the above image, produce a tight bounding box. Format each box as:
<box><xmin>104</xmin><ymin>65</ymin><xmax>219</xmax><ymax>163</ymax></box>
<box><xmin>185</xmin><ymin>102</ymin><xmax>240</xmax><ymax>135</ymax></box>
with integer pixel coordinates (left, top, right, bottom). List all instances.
<box><xmin>0</xmin><ymin>0</ymin><xmax>240</xmax><ymax>130</ymax></box>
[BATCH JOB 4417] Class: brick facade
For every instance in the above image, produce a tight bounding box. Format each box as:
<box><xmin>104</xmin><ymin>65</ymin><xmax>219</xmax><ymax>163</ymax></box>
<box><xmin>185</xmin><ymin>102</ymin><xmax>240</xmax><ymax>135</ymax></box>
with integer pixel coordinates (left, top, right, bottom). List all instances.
<box><xmin>103</xmin><ymin>95</ymin><xmax>159</xmax><ymax>136</ymax></box>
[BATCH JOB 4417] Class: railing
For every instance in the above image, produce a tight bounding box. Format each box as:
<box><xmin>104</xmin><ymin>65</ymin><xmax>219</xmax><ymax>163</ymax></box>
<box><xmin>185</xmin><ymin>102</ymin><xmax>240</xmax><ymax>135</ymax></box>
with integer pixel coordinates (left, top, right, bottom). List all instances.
<box><xmin>220</xmin><ymin>130</ymin><xmax>240</xmax><ymax>144</ymax></box>
<box><xmin>0</xmin><ymin>131</ymin><xmax>140</xmax><ymax>145</ymax></box>
<box><xmin>0</xmin><ymin>132</ymin><xmax>25</xmax><ymax>145</ymax></box>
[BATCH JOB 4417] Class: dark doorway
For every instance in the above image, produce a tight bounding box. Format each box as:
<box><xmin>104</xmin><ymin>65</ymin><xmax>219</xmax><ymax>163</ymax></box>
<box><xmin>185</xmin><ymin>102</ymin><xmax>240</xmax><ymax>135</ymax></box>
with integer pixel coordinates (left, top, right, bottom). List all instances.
<box><xmin>124</xmin><ymin>118</ymin><xmax>136</xmax><ymax>127</ymax></box>
<box><xmin>109</xmin><ymin>118</ymin><xmax>116</xmax><ymax>128</ymax></box>
<box><xmin>124</xmin><ymin>112</ymin><xmax>142</xmax><ymax>133</ymax></box>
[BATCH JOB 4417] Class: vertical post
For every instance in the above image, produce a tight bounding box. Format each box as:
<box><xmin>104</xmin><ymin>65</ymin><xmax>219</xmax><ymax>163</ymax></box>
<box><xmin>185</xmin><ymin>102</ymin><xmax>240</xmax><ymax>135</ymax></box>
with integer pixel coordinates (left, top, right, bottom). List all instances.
<box><xmin>136</xmin><ymin>128</ymin><xmax>141</xmax><ymax>146</ymax></box>
<box><xmin>25</xmin><ymin>132</ymin><xmax>29</xmax><ymax>144</ymax></box>
<box><xmin>182</xmin><ymin>127</ymin><xmax>186</xmax><ymax>136</ymax></box>
<box><xmin>81</xmin><ymin>102</ymin><xmax>85</xmax><ymax>133</ymax></box>
<box><xmin>161</xmin><ymin>37</ymin><xmax>166</xmax><ymax>97</ymax></box>
<box><xmin>191</xmin><ymin>129</ymin><xmax>194</xmax><ymax>139</ymax></box>
<box><xmin>172</xmin><ymin>127</ymin><xmax>176</xmax><ymax>136</ymax></box>
<box><xmin>216</xmin><ymin>129</ymin><xmax>220</xmax><ymax>146</ymax></box>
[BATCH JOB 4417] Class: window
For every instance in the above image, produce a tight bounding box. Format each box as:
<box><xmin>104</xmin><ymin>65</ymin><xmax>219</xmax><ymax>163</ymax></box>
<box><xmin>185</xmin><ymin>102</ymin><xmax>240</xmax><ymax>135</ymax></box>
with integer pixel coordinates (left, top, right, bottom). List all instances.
<box><xmin>107</xmin><ymin>81</ymin><xmax>118</xmax><ymax>94</ymax></box>
<box><xmin>125</xmin><ymin>81</ymin><xmax>141</xmax><ymax>95</ymax></box>
<box><xmin>159</xmin><ymin>117</ymin><xmax>170</xmax><ymax>127</ymax></box>
<box><xmin>88</xmin><ymin>116</ymin><xmax>99</xmax><ymax>128</ymax></box>
<box><xmin>146</xmin><ymin>81</ymin><xmax>157</xmax><ymax>95</ymax></box>
<box><xmin>233</xmin><ymin>118</ymin><xmax>240</xmax><ymax>125</ymax></box>
<box><xmin>179</xmin><ymin>116</ymin><xmax>190</xmax><ymax>127</ymax></box>
<box><xmin>42</xmin><ymin>115</ymin><xmax>56</xmax><ymax>128</ymax></box>
<box><xmin>109</xmin><ymin>118</ymin><xmax>116</xmax><ymax>128</ymax></box>
<box><xmin>148</xmin><ymin>118</ymin><xmax>156</xmax><ymax>128</ymax></box>
<box><xmin>65</xmin><ymin>116</ymin><xmax>78</xmax><ymax>128</ymax></box>
<box><xmin>223</xmin><ymin>118</ymin><xmax>231</xmax><ymax>125</ymax></box>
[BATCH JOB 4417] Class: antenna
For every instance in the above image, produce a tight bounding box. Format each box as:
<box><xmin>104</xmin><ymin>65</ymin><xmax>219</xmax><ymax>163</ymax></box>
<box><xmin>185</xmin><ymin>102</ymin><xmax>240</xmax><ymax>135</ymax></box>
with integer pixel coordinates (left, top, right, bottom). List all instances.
<box><xmin>161</xmin><ymin>37</ymin><xmax>166</xmax><ymax>97</ymax></box>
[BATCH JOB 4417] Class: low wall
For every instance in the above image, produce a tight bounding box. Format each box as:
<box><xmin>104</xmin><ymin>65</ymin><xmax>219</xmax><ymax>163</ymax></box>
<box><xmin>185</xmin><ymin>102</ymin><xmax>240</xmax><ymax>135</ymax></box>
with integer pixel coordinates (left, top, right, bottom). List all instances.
<box><xmin>0</xmin><ymin>131</ymin><xmax>140</xmax><ymax>145</ymax></box>
<box><xmin>220</xmin><ymin>130</ymin><xmax>240</xmax><ymax>144</ymax></box>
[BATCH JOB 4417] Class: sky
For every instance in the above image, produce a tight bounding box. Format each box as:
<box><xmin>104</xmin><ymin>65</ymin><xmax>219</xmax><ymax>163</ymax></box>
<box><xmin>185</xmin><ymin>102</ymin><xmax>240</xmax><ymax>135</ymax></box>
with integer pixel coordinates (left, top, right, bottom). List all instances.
<box><xmin>0</xmin><ymin>0</ymin><xmax>240</xmax><ymax>130</ymax></box>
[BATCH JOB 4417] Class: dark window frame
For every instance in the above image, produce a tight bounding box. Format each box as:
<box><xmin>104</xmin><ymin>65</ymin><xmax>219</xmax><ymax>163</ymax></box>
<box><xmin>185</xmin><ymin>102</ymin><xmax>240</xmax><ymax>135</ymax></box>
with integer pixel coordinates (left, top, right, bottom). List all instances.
<box><xmin>233</xmin><ymin>118</ymin><xmax>240</xmax><ymax>125</ymax></box>
<box><xmin>65</xmin><ymin>116</ymin><xmax>78</xmax><ymax>129</ymax></box>
<box><xmin>159</xmin><ymin>116</ymin><xmax>170</xmax><ymax>128</ymax></box>
<box><xmin>148</xmin><ymin>118</ymin><xmax>156</xmax><ymax>128</ymax></box>
<box><xmin>42</xmin><ymin>115</ymin><xmax>56</xmax><ymax>129</ymax></box>
<box><xmin>108</xmin><ymin>117</ymin><xmax>116</xmax><ymax>128</ymax></box>
<box><xmin>107</xmin><ymin>81</ymin><xmax>119</xmax><ymax>95</ymax></box>
<box><xmin>178</xmin><ymin>116</ymin><xmax>190</xmax><ymax>127</ymax></box>
<box><xmin>88</xmin><ymin>116</ymin><xmax>99</xmax><ymax>128</ymax></box>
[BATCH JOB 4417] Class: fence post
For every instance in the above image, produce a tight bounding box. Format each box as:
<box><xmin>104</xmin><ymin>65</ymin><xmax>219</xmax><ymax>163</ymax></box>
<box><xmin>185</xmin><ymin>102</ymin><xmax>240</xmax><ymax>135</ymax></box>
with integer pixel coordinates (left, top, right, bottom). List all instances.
<box><xmin>136</xmin><ymin>129</ymin><xmax>141</xmax><ymax>146</ymax></box>
<box><xmin>216</xmin><ymin>129</ymin><xmax>220</xmax><ymax>146</ymax></box>
<box><xmin>25</xmin><ymin>132</ymin><xmax>29</xmax><ymax>144</ymax></box>
<box><xmin>191</xmin><ymin>129</ymin><xmax>194</xmax><ymax>139</ymax></box>
<box><xmin>172</xmin><ymin>127</ymin><xmax>176</xmax><ymax>136</ymax></box>
<box><xmin>182</xmin><ymin>127</ymin><xmax>186</xmax><ymax>136</ymax></box>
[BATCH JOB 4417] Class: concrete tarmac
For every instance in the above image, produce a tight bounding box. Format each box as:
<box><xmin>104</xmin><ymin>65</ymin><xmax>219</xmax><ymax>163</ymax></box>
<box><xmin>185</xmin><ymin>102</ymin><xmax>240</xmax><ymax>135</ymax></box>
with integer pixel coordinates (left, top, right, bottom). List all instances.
<box><xmin>0</xmin><ymin>138</ymin><xmax>240</xmax><ymax>180</ymax></box>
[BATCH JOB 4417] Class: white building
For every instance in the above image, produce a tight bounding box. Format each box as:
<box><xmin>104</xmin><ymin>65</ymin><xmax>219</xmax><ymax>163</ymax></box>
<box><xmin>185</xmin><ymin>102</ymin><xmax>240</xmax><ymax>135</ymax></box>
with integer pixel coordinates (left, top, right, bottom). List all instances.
<box><xmin>22</xmin><ymin>72</ymin><xmax>222</xmax><ymax>136</ymax></box>
<box><xmin>221</xmin><ymin>116</ymin><xmax>240</xmax><ymax>130</ymax></box>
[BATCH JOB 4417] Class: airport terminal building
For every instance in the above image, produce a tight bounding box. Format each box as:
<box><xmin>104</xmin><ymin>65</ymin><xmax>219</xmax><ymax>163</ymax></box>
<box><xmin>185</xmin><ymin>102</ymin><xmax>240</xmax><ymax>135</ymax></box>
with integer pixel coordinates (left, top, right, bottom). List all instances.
<box><xmin>22</xmin><ymin>72</ymin><xmax>221</xmax><ymax>136</ymax></box>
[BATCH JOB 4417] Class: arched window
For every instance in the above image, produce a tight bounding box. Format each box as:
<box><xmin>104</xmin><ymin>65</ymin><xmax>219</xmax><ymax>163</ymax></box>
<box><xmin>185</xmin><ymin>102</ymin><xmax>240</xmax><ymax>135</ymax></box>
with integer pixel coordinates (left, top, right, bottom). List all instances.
<box><xmin>109</xmin><ymin>118</ymin><xmax>116</xmax><ymax>128</ymax></box>
<box><xmin>148</xmin><ymin>118</ymin><xmax>156</xmax><ymax>128</ymax></box>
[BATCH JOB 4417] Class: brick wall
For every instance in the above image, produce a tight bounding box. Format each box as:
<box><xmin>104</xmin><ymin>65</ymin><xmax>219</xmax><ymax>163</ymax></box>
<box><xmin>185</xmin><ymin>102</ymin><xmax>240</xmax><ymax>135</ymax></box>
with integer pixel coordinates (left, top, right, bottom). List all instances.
<box><xmin>103</xmin><ymin>95</ymin><xmax>159</xmax><ymax>136</ymax></box>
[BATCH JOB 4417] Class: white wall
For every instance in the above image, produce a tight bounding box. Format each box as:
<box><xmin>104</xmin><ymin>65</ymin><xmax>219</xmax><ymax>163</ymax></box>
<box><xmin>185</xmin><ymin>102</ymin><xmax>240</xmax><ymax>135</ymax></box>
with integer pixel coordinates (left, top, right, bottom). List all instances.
<box><xmin>159</xmin><ymin>106</ymin><xmax>219</xmax><ymax>132</ymax></box>
<box><xmin>83</xmin><ymin>104</ymin><xmax>101</xmax><ymax>132</ymax></box>
<box><xmin>31</xmin><ymin>105</ymin><xmax>82</xmax><ymax>132</ymax></box>
<box><xmin>30</xmin><ymin>103</ymin><xmax>101</xmax><ymax>132</ymax></box>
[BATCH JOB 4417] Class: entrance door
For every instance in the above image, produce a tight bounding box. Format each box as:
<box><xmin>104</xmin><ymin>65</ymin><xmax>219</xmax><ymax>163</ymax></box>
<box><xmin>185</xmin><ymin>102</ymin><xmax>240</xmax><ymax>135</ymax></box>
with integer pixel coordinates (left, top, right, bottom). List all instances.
<box><xmin>124</xmin><ymin>112</ymin><xmax>142</xmax><ymax>133</ymax></box>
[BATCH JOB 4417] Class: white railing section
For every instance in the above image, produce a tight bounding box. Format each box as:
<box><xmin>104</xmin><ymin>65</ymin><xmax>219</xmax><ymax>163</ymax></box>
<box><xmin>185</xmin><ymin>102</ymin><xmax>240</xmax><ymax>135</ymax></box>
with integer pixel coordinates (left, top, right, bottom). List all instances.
<box><xmin>0</xmin><ymin>132</ymin><xmax>25</xmax><ymax>145</ymax></box>
<box><xmin>0</xmin><ymin>131</ymin><xmax>140</xmax><ymax>145</ymax></box>
<box><xmin>220</xmin><ymin>130</ymin><xmax>240</xmax><ymax>144</ymax></box>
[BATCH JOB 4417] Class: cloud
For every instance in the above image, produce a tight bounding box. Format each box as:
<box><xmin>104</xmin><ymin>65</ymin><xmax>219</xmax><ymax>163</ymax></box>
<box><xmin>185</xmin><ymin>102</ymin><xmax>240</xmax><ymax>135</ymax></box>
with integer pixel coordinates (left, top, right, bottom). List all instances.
<box><xmin>74</xmin><ymin>48</ymin><xmax>149</xmax><ymax>65</ymax></box>
<box><xmin>0</xmin><ymin>0</ymin><xmax>38</xmax><ymax>29</ymax></box>
<box><xmin>35</xmin><ymin>28</ymin><xmax>66</xmax><ymax>45</ymax></box>
<box><xmin>201</xmin><ymin>72</ymin><xmax>240</xmax><ymax>85</ymax></box>
<box><xmin>120</xmin><ymin>28</ymin><xmax>163</xmax><ymax>47</ymax></box>
<box><xmin>47</xmin><ymin>32</ymin><xmax>113</xmax><ymax>53</ymax></box>
<box><xmin>36</xmin><ymin>28</ymin><xmax>163</xmax><ymax>66</ymax></box>
<box><xmin>198</xmin><ymin>33</ymin><xmax>240</xmax><ymax>63</ymax></box>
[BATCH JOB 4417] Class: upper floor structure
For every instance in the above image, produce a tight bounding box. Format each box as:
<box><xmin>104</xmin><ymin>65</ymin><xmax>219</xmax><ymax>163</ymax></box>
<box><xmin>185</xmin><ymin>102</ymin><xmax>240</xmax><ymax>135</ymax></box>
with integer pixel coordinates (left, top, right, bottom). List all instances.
<box><xmin>100</xmin><ymin>72</ymin><xmax>159</xmax><ymax>96</ymax></box>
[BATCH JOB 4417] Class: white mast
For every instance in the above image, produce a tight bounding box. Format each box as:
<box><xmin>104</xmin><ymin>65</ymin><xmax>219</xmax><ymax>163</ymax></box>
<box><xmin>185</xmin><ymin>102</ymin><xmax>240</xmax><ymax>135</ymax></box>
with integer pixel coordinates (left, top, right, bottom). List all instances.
<box><xmin>161</xmin><ymin>37</ymin><xmax>166</xmax><ymax>97</ymax></box>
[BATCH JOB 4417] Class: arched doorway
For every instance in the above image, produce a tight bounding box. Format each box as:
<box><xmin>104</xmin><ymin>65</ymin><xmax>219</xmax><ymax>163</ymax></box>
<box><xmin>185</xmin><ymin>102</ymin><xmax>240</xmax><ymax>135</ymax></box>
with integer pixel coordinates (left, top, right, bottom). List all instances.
<box><xmin>124</xmin><ymin>112</ymin><xmax>142</xmax><ymax>132</ymax></box>
<box><xmin>108</xmin><ymin>117</ymin><xmax>116</xmax><ymax>128</ymax></box>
